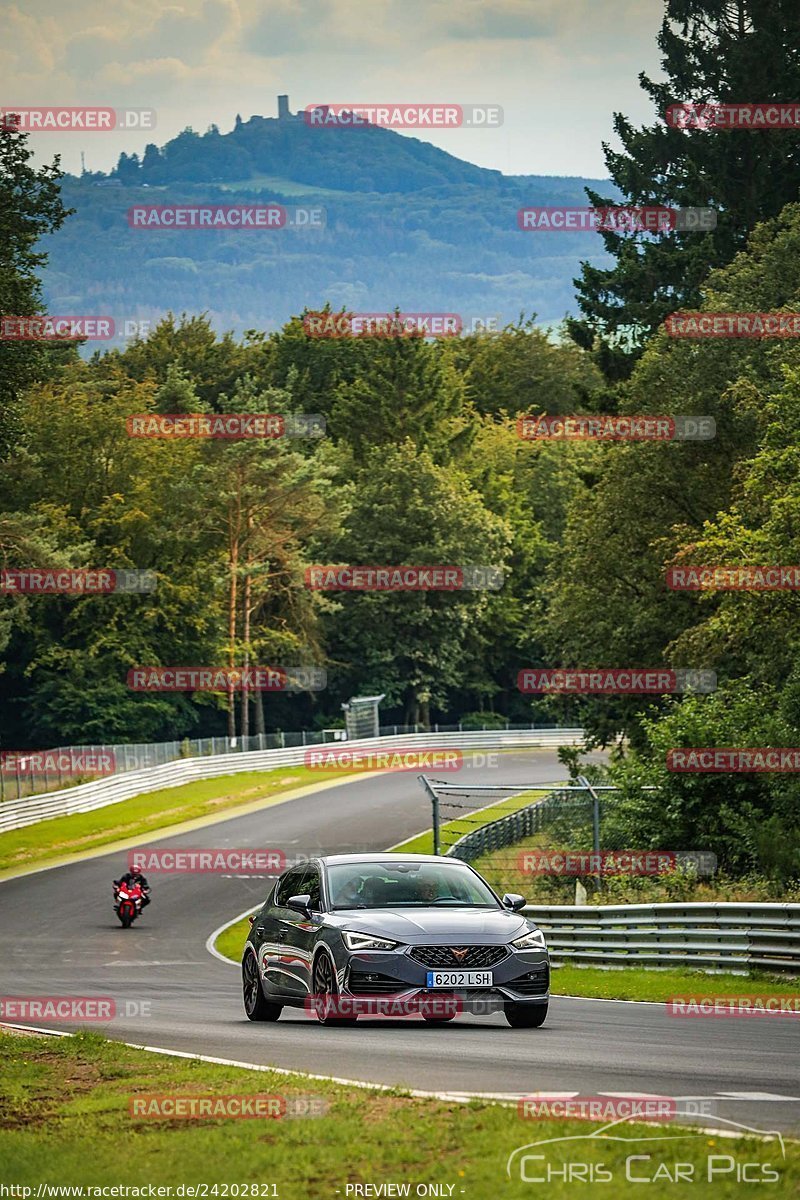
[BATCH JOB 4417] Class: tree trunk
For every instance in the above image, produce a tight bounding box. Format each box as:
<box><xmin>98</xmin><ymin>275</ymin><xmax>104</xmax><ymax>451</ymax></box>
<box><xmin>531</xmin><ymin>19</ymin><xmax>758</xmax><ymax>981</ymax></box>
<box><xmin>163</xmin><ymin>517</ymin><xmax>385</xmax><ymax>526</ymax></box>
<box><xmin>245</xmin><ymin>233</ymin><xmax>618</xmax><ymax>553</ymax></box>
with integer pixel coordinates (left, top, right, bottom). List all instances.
<box><xmin>254</xmin><ymin>690</ymin><xmax>265</xmax><ymax>737</ymax></box>
<box><xmin>227</xmin><ymin>493</ymin><xmax>241</xmax><ymax>742</ymax></box>
<box><xmin>240</xmin><ymin>537</ymin><xmax>252</xmax><ymax>741</ymax></box>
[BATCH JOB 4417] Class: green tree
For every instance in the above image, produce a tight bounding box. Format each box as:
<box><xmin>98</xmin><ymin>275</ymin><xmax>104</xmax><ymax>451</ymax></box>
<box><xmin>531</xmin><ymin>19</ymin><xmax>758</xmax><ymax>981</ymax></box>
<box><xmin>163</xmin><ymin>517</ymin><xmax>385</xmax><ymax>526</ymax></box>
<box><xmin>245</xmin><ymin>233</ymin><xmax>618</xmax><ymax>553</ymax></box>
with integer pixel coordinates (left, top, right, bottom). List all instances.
<box><xmin>316</xmin><ymin>441</ymin><xmax>511</xmax><ymax>724</ymax></box>
<box><xmin>330</xmin><ymin>328</ymin><xmax>474</xmax><ymax>462</ymax></box>
<box><xmin>449</xmin><ymin>317</ymin><xmax>602</xmax><ymax>417</ymax></box>
<box><xmin>606</xmin><ymin>682</ymin><xmax>800</xmax><ymax>881</ymax></box>
<box><xmin>547</xmin><ymin>203</ymin><xmax>800</xmax><ymax>744</ymax></box>
<box><xmin>570</xmin><ymin>0</ymin><xmax>800</xmax><ymax>374</ymax></box>
<box><xmin>0</xmin><ymin>121</ymin><xmax>73</xmax><ymax>457</ymax></box>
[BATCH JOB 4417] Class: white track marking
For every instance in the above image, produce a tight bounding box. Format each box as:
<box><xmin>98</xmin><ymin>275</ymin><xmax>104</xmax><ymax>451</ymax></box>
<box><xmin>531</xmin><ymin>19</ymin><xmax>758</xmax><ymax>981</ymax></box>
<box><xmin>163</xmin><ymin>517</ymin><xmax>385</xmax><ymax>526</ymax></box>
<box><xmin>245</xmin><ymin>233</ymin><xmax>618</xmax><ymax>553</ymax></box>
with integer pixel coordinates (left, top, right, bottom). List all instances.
<box><xmin>205</xmin><ymin>904</ymin><xmax>260</xmax><ymax>964</ymax></box>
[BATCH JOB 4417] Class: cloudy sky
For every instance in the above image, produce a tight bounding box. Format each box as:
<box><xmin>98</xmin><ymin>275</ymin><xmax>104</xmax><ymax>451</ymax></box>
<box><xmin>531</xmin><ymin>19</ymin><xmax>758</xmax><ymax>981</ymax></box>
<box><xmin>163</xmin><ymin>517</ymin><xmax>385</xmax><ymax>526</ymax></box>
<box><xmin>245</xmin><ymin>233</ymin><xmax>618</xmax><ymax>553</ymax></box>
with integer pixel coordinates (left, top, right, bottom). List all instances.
<box><xmin>3</xmin><ymin>0</ymin><xmax>666</xmax><ymax>178</ymax></box>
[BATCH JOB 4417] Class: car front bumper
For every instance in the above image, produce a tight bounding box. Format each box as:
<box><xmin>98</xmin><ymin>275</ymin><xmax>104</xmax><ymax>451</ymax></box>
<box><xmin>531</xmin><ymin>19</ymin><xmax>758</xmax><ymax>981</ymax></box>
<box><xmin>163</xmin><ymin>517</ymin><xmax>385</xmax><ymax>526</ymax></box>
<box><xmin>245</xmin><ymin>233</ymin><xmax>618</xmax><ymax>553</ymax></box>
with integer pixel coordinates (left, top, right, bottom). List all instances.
<box><xmin>342</xmin><ymin>945</ymin><xmax>550</xmax><ymax>1009</ymax></box>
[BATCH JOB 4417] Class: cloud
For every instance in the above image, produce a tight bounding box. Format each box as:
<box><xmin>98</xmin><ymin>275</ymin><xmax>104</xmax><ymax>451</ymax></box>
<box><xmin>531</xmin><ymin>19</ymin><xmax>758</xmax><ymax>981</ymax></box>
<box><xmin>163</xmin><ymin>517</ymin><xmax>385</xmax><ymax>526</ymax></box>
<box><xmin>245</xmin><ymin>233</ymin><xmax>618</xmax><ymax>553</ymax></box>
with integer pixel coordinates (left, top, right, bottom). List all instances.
<box><xmin>62</xmin><ymin>1</ymin><xmax>240</xmax><ymax>72</ymax></box>
<box><xmin>438</xmin><ymin>0</ymin><xmax>556</xmax><ymax>41</ymax></box>
<box><xmin>244</xmin><ymin>0</ymin><xmax>336</xmax><ymax>57</ymax></box>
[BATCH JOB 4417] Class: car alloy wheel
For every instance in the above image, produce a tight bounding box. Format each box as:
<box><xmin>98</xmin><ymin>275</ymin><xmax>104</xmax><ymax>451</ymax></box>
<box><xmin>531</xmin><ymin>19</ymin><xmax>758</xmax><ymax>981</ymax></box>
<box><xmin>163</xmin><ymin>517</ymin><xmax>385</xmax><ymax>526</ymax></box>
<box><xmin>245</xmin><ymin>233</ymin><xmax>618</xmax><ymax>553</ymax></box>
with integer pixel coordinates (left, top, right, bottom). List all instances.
<box><xmin>312</xmin><ymin>951</ymin><xmax>356</xmax><ymax>1026</ymax></box>
<box><xmin>242</xmin><ymin>950</ymin><xmax>282</xmax><ymax>1022</ymax></box>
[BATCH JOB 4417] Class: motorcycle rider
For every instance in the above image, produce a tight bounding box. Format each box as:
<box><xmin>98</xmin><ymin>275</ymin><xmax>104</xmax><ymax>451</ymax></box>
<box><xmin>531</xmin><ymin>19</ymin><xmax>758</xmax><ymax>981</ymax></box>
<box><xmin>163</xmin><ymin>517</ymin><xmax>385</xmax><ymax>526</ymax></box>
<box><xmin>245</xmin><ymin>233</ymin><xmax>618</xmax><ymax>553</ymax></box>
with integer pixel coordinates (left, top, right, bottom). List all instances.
<box><xmin>114</xmin><ymin>867</ymin><xmax>151</xmax><ymax>908</ymax></box>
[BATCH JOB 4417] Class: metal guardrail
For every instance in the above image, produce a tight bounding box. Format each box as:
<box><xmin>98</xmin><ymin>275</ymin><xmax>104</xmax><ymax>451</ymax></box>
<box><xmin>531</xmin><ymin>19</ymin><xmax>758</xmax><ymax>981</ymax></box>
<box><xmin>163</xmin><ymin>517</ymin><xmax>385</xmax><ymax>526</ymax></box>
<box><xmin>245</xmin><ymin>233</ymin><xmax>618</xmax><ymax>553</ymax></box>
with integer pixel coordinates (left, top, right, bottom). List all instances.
<box><xmin>0</xmin><ymin>721</ymin><xmax>573</xmax><ymax>800</ymax></box>
<box><xmin>0</xmin><ymin>728</ymin><xmax>585</xmax><ymax>833</ymax></box>
<box><xmin>523</xmin><ymin>902</ymin><xmax>800</xmax><ymax>975</ymax></box>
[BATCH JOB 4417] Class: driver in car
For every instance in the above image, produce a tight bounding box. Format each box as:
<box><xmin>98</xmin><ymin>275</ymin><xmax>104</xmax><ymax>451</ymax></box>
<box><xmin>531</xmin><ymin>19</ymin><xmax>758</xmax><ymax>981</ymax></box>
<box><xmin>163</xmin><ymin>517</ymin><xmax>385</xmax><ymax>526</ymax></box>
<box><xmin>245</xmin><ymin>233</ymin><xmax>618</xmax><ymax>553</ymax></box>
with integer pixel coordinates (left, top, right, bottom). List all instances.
<box><xmin>417</xmin><ymin>875</ymin><xmax>443</xmax><ymax>903</ymax></box>
<box><xmin>333</xmin><ymin>875</ymin><xmax>366</xmax><ymax>907</ymax></box>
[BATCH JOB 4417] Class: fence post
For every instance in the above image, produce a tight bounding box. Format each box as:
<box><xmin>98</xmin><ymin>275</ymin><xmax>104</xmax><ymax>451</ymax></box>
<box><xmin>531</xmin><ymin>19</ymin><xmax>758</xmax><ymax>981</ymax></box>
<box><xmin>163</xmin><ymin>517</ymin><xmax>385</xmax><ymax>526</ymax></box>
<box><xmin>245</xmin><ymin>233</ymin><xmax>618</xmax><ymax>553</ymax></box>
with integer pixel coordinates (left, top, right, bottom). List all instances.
<box><xmin>417</xmin><ymin>775</ymin><xmax>441</xmax><ymax>855</ymax></box>
<box><xmin>578</xmin><ymin>774</ymin><xmax>602</xmax><ymax>891</ymax></box>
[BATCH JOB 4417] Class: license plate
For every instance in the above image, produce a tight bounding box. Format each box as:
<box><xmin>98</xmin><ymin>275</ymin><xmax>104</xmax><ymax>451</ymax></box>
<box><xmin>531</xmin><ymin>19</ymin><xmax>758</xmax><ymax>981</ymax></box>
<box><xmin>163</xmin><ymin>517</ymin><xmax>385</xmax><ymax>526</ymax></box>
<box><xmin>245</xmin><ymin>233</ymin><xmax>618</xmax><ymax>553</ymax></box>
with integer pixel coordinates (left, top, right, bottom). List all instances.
<box><xmin>426</xmin><ymin>970</ymin><xmax>493</xmax><ymax>988</ymax></box>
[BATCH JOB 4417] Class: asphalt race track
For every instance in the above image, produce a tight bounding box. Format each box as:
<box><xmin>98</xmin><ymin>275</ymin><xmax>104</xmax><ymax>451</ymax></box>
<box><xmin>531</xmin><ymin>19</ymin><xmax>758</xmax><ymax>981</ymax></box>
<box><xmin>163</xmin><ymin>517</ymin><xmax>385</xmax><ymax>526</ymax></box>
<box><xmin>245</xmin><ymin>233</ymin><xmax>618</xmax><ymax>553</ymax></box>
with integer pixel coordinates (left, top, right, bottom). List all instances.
<box><xmin>1</xmin><ymin>751</ymin><xmax>798</xmax><ymax>1136</ymax></box>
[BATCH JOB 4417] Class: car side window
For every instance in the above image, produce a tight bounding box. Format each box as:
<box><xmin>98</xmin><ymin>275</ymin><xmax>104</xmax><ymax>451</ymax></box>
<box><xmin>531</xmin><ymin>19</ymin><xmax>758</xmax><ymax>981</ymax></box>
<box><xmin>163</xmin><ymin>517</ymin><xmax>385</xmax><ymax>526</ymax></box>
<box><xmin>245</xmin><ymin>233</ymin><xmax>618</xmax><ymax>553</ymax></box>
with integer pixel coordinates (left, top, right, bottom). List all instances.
<box><xmin>273</xmin><ymin>868</ymin><xmax>306</xmax><ymax>909</ymax></box>
<box><xmin>302</xmin><ymin>867</ymin><xmax>322</xmax><ymax>911</ymax></box>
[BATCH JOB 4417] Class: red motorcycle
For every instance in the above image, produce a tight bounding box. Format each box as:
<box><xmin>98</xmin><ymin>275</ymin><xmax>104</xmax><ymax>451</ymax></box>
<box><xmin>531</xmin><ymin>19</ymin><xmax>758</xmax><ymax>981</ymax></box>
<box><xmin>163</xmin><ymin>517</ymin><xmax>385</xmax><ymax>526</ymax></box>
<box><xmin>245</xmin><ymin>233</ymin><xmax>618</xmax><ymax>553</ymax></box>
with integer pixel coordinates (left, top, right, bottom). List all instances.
<box><xmin>114</xmin><ymin>880</ymin><xmax>145</xmax><ymax>928</ymax></box>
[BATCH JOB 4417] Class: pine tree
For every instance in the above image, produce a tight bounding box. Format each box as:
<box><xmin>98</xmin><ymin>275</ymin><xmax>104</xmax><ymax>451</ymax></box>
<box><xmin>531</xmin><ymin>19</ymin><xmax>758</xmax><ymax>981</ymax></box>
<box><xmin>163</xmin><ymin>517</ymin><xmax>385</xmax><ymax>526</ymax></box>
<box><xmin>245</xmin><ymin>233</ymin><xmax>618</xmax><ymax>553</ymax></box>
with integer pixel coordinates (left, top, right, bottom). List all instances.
<box><xmin>0</xmin><ymin>123</ymin><xmax>72</xmax><ymax>458</ymax></box>
<box><xmin>569</xmin><ymin>0</ymin><xmax>800</xmax><ymax>377</ymax></box>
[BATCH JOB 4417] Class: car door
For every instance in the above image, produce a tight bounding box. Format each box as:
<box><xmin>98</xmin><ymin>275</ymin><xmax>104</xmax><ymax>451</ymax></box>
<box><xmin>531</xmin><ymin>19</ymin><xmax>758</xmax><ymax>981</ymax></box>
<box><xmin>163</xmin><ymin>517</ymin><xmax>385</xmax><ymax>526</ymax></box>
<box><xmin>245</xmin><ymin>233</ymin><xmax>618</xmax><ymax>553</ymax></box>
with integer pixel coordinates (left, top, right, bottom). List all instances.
<box><xmin>276</xmin><ymin>865</ymin><xmax>324</xmax><ymax>997</ymax></box>
<box><xmin>260</xmin><ymin>867</ymin><xmax>308</xmax><ymax>995</ymax></box>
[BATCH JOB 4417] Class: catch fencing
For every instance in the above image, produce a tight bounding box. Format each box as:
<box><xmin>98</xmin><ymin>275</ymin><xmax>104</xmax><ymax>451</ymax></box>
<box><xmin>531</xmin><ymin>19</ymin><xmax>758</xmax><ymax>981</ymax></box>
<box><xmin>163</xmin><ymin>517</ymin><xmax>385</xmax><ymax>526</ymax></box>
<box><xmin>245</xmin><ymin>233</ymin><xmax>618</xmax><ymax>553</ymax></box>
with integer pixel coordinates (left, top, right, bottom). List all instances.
<box><xmin>0</xmin><ymin>728</ymin><xmax>585</xmax><ymax>834</ymax></box>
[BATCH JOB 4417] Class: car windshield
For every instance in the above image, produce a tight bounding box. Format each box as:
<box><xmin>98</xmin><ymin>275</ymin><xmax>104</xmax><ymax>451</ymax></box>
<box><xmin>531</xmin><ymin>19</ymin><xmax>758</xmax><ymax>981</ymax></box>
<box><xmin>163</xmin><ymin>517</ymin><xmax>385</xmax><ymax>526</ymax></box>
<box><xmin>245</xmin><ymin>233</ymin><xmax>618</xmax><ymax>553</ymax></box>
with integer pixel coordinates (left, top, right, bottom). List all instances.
<box><xmin>327</xmin><ymin>861</ymin><xmax>499</xmax><ymax>909</ymax></box>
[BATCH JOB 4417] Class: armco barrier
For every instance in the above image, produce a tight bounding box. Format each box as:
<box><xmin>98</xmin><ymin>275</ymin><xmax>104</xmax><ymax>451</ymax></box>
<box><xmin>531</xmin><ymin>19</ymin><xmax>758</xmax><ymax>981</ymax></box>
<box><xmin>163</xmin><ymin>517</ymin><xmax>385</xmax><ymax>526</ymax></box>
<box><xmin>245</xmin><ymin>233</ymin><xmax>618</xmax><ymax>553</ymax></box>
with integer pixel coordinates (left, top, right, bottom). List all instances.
<box><xmin>524</xmin><ymin>902</ymin><xmax>800</xmax><ymax>975</ymax></box>
<box><xmin>0</xmin><ymin>721</ymin><xmax>573</xmax><ymax>800</ymax></box>
<box><xmin>0</xmin><ymin>729</ymin><xmax>584</xmax><ymax>834</ymax></box>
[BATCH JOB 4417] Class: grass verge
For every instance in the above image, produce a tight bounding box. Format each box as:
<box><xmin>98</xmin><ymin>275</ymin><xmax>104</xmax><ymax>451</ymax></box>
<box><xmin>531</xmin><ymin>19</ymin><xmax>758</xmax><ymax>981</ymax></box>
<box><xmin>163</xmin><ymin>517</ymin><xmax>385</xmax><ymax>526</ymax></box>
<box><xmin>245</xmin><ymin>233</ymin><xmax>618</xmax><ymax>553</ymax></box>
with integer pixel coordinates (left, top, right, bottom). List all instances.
<box><xmin>0</xmin><ymin>766</ymin><xmax>365</xmax><ymax>876</ymax></box>
<box><xmin>2</xmin><ymin>1029</ymin><xmax>795</xmax><ymax>1197</ymax></box>
<box><xmin>214</xmin><ymin>914</ymin><xmax>257</xmax><ymax>964</ymax></box>
<box><xmin>551</xmin><ymin>963</ymin><xmax>800</xmax><ymax>1001</ymax></box>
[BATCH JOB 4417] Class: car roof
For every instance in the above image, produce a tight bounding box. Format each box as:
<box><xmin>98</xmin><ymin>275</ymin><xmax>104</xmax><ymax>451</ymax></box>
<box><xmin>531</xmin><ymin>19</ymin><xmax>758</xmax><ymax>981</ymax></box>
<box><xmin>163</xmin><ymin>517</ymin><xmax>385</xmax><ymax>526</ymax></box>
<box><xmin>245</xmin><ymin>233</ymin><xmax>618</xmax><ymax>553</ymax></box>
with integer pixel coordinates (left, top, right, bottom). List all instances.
<box><xmin>317</xmin><ymin>853</ymin><xmax>466</xmax><ymax>866</ymax></box>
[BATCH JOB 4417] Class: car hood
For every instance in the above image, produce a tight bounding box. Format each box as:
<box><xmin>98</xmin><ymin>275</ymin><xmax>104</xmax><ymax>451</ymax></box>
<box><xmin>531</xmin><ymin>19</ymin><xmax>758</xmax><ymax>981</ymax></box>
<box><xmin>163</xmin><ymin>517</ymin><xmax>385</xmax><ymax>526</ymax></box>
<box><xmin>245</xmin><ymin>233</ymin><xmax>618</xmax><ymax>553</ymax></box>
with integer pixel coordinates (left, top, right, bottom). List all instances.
<box><xmin>326</xmin><ymin>906</ymin><xmax>533</xmax><ymax>944</ymax></box>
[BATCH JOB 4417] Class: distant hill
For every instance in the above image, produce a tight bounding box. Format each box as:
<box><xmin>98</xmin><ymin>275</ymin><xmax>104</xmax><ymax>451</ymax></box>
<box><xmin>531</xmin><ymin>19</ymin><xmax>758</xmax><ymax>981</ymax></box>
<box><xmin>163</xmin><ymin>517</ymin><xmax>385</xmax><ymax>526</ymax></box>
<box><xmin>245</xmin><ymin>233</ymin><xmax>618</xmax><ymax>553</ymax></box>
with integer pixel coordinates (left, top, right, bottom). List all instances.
<box><xmin>42</xmin><ymin>99</ymin><xmax>619</xmax><ymax>342</ymax></box>
<box><xmin>112</xmin><ymin>104</ymin><xmax>503</xmax><ymax>194</ymax></box>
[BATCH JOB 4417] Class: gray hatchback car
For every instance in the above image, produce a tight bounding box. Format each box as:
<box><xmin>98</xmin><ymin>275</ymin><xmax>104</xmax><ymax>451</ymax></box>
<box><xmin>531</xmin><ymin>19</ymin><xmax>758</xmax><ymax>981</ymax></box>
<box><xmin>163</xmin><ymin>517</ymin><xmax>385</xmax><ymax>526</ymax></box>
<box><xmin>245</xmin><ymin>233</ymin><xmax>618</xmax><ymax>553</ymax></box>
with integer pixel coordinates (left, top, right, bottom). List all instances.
<box><xmin>242</xmin><ymin>853</ymin><xmax>549</xmax><ymax>1027</ymax></box>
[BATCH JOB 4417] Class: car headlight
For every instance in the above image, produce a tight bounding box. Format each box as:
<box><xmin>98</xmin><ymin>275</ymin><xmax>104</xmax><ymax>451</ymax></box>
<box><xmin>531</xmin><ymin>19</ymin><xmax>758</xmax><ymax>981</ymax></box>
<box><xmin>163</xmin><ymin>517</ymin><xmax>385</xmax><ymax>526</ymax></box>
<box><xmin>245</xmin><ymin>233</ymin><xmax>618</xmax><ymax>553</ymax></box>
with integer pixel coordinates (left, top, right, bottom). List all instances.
<box><xmin>511</xmin><ymin>928</ymin><xmax>547</xmax><ymax>950</ymax></box>
<box><xmin>342</xmin><ymin>931</ymin><xmax>400</xmax><ymax>951</ymax></box>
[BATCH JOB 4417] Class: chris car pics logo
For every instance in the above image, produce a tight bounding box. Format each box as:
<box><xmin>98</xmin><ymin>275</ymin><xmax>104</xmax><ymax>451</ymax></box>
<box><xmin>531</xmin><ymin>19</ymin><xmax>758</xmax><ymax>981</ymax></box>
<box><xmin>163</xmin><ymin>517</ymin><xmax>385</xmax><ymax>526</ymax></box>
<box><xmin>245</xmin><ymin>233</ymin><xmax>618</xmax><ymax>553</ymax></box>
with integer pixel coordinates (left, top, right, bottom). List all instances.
<box><xmin>506</xmin><ymin>1115</ymin><xmax>785</xmax><ymax>1185</ymax></box>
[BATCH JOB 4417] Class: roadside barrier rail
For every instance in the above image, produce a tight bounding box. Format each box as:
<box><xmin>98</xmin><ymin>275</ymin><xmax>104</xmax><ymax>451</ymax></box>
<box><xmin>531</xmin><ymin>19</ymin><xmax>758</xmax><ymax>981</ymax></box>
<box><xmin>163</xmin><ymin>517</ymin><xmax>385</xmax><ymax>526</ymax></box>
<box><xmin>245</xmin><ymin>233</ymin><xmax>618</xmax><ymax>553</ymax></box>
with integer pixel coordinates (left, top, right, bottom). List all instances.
<box><xmin>522</xmin><ymin>901</ymin><xmax>800</xmax><ymax>975</ymax></box>
<box><xmin>0</xmin><ymin>729</ymin><xmax>584</xmax><ymax>833</ymax></box>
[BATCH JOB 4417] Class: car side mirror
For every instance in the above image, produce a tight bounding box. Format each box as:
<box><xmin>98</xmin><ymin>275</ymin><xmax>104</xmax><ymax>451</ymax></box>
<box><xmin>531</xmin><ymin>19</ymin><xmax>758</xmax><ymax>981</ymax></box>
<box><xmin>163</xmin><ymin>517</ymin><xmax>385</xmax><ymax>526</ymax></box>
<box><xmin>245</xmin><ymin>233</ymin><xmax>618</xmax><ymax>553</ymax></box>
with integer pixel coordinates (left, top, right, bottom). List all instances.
<box><xmin>502</xmin><ymin>893</ymin><xmax>526</xmax><ymax>911</ymax></box>
<box><xmin>287</xmin><ymin>893</ymin><xmax>312</xmax><ymax>915</ymax></box>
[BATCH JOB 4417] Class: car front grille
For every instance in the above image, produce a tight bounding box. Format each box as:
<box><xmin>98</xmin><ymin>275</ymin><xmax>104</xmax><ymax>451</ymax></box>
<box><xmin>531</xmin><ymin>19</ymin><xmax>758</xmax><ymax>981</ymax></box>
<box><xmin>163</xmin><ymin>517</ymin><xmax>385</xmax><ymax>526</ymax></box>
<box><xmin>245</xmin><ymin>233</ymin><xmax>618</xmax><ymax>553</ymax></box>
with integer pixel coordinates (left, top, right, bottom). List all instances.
<box><xmin>506</xmin><ymin>964</ymin><xmax>550</xmax><ymax>995</ymax></box>
<box><xmin>408</xmin><ymin>945</ymin><xmax>509</xmax><ymax>969</ymax></box>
